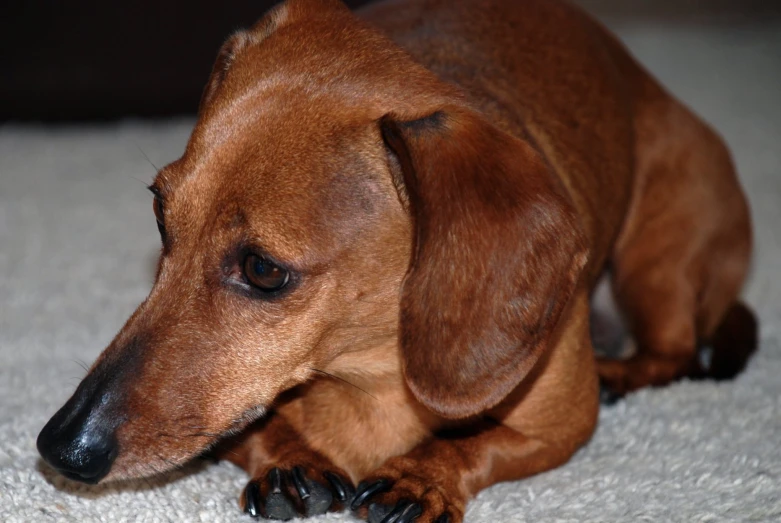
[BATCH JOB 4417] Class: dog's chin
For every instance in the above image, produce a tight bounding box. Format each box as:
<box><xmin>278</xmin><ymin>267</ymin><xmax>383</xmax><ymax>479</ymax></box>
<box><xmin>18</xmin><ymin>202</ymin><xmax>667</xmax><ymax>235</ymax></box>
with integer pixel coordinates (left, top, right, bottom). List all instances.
<box><xmin>228</xmin><ymin>405</ymin><xmax>269</xmax><ymax>435</ymax></box>
<box><xmin>101</xmin><ymin>405</ymin><xmax>270</xmax><ymax>483</ymax></box>
<box><xmin>101</xmin><ymin>449</ymin><xmax>204</xmax><ymax>483</ymax></box>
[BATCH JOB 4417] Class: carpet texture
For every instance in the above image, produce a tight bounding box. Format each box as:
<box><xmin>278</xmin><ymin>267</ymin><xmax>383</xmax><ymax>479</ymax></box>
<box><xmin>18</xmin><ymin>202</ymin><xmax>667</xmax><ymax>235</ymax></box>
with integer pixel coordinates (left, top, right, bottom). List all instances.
<box><xmin>2</xmin><ymin>13</ymin><xmax>780</xmax><ymax>523</ymax></box>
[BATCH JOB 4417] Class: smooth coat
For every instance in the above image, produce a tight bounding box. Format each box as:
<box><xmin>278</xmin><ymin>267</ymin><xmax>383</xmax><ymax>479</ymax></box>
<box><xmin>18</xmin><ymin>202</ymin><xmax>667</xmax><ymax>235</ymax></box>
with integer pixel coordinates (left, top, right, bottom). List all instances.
<box><xmin>37</xmin><ymin>1</ymin><xmax>756</xmax><ymax>521</ymax></box>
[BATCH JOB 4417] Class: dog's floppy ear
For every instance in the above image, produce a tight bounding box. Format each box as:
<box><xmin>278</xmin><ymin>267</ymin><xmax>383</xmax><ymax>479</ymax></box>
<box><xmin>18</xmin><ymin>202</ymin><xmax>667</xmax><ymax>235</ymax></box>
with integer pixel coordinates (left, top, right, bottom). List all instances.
<box><xmin>381</xmin><ymin>107</ymin><xmax>589</xmax><ymax>419</ymax></box>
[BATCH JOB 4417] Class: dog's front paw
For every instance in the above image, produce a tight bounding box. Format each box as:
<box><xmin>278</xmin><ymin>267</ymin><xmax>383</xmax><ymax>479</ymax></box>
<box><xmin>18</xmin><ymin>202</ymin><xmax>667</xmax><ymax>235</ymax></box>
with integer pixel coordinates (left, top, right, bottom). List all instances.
<box><xmin>242</xmin><ymin>464</ymin><xmax>354</xmax><ymax>520</ymax></box>
<box><xmin>351</xmin><ymin>457</ymin><xmax>463</xmax><ymax>523</ymax></box>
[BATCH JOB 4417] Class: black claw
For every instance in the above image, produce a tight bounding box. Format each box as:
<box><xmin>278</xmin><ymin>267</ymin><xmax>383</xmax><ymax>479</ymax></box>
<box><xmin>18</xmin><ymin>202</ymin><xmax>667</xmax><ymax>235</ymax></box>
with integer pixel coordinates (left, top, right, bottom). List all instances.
<box><xmin>324</xmin><ymin>471</ymin><xmax>354</xmax><ymax>503</ymax></box>
<box><xmin>268</xmin><ymin>467</ymin><xmax>285</xmax><ymax>494</ymax></box>
<box><xmin>368</xmin><ymin>503</ymin><xmax>394</xmax><ymax>523</ymax></box>
<box><xmin>435</xmin><ymin>514</ymin><xmax>451</xmax><ymax>523</ymax></box>
<box><xmin>264</xmin><ymin>468</ymin><xmax>297</xmax><ymax>521</ymax></box>
<box><xmin>291</xmin><ymin>466</ymin><xmax>311</xmax><ymax>500</ymax></box>
<box><xmin>351</xmin><ymin>479</ymin><xmax>391</xmax><ymax>510</ymax></box>
<box><xmin>396</xmin><ymin>502</ymin><xmax>423</xmax><ymax>523</ymax></box>
<box><xmin>380</xmin><ymin>501</ymin><xmax>407</xmax><ymax>523</ymax></box>
<box><xmin>380</xmin><ymin>500</ymin><xmax>407</xmax><ymax>523</ymax></box>
<box><xmin>381</xmin><ymin>500</ymin><xmax>423</xmax><ymax>523</ymax></box>
<box><xmin>244</xmin><ymin>480</ymin><xmax>262</xmax><ymax>518</ymax></box>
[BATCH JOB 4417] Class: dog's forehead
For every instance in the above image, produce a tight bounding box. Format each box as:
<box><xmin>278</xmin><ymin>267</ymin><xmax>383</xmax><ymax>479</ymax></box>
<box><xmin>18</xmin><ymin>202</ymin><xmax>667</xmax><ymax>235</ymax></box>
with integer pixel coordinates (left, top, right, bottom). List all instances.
<box><xmin>158</xmin><ymin>105</ymin><xmax>391</xmax><ymax>265</ymax></box>
<box><xmin>226</xmin><ymin>119</ymin><xmax>388</xmax><ymax>262</ymax></box>
<box><xmin>194</xmin><ymin>1</ymin><xmax>453</xmax><ymax>130</ymax></box>
<box><xmin>153</xmin><ymin>2</ymin><xmax>452</xmax><ymax>263</ymax></box>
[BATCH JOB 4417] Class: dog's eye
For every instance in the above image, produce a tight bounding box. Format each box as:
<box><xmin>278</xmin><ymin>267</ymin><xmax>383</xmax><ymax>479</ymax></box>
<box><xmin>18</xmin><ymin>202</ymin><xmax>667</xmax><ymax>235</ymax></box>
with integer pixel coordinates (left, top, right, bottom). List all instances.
<box><xmin>152</xmin><ymin>197</ymin><xmax>165</xmax><ymax>236</ymax></box>
<box><xmin>153</xmin><ymin>197</ymin><xmax>164</xmax><ymax>225</ymax></box>
<box><xmin>244</xmin><ymin>254</ymin><xmax>289</xmax><ymax>291</ymax></box>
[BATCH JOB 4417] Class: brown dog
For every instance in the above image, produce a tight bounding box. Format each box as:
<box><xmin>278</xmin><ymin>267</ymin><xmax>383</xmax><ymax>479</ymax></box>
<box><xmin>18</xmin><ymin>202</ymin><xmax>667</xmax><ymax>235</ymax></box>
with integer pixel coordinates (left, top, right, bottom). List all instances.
<box><xmin>37</xmin><ymin>0</ymin><xmax>757</xmax><ymax>521</ymax></box>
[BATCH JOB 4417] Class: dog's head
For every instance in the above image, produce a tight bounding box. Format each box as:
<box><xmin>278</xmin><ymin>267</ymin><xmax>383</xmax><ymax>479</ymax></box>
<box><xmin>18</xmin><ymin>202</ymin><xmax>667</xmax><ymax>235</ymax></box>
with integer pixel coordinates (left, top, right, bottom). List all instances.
<box><xmin>38</xmin><ymin>0</ymin><xmax>587</xmax><ymax>483</ymax></box>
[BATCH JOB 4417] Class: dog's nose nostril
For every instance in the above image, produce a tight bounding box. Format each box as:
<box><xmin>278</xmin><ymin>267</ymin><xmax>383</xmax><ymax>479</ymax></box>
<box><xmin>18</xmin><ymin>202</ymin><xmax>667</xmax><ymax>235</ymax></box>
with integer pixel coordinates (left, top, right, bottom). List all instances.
<box><xmin>37</xmin><ymin>404</ymin><xmax>119</xmax><ymax>484</ymax></box>
<box><xmin>37</xmin><ymin>419</ymin><xmax>118</xmax><ymax>484</ymax></box>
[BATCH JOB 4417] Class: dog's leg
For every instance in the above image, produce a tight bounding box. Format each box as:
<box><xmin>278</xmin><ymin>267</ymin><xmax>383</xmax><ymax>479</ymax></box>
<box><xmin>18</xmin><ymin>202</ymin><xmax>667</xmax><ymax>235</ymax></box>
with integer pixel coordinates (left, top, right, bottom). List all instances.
<box><xmin>596</xmin><ymin>272</ymin><xmax>699</xmax><ymax>394</ymax></box>
<box><xmin>596</xmin><ymin>95</ymin><xmax>755</xmax><ymax>395</ymax></box>
<box><xmin>352</xmin><ymin>292</ymin><xmax>599</xmax><ymax>523</ymax></box>
<box><xmin>218</xmin><ymin>411</ymin><xmax>356</xmax><ymax>520</ymax></box>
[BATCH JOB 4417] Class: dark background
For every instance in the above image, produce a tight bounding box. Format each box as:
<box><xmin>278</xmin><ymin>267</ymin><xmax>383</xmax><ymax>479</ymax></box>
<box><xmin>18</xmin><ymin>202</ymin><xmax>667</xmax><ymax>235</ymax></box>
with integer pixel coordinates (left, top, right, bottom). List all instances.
<box><xmin>3</xmin><ymin>0</ymin><xmax>780</xmax><ymax>122</ymax></box>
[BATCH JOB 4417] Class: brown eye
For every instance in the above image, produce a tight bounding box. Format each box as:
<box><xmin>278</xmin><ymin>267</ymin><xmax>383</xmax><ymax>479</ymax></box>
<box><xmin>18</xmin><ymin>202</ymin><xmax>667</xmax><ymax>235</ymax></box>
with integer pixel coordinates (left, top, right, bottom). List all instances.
<box><xmin>152</xmin><ymin>197</ymin><xmax>166</xmax><ymax>238</ymax></box>
<box><xmin>153</xmin><ymin>197</ymin><xmax>164</xmax><ymax>225</ymax></box>
<box><xmin>243</xmin><ymin>254</ymin><xmax>289</xmax><ymax>291</ymax></box>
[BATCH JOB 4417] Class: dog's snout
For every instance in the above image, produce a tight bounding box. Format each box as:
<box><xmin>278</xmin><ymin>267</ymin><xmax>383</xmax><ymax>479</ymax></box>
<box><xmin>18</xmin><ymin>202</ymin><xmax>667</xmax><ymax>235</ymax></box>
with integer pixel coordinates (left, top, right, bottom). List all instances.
<box><xmin>37</xmin><ymin>384</ymin><xmax>119</xmax><ymax>484</ymax></box>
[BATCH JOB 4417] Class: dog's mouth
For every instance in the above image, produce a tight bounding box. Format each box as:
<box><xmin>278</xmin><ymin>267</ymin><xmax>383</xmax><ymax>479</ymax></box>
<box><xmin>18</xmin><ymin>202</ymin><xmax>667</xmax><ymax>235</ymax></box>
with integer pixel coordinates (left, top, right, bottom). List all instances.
<box><xmin>228</xmin><ymin>405</ymin><xmax>268</xmax><ymax>435</ymax></box>
<box><xmin>53</xmin><ymin>451</ymin><xmax>118</xmax><ymax>485</ymax></box>
<box><xmin>106</xmin><ymin>403</ymin><xmax>272</xmax><ymax>481</ymax></box>
<box><xmin>38</xmin><ymin>379</ymin><xmax>274</xmax><ymax>483</ymax></box>
<box><xmin>37</xmin><ymin>263</ymin><xmax>316</xmax><ymax>485</ymax></box>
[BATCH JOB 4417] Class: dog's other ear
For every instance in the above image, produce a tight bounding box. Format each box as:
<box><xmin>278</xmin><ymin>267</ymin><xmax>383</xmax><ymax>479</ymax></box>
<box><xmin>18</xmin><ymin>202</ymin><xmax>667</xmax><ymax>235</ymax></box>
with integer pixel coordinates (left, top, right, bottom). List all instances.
<box><xmin>199</xmin><ymin>0</ymin><xmax>349</xmax><ymax>112</ymax></box>
<box><xmin>381</xmin><ymin>107</ymin><xmax>589</xmax><ymax>419</ymax></box>
<box><xmin>199</xmin><ymin>31</ymin><xmax>253</xmax><ymax>112</ymax></box>
<box><xmin>287</xmin><ymin>0</ymin><xmax>350</xmax><ymax>11</ymax></box>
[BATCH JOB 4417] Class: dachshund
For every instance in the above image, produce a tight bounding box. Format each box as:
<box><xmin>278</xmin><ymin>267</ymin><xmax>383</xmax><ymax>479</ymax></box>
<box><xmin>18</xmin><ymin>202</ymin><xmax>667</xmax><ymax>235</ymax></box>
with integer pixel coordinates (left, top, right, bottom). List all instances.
<box><xmin>37</xmin><ymin>0</ymin><xmax>757</xmax><ymax>521</ymax></box>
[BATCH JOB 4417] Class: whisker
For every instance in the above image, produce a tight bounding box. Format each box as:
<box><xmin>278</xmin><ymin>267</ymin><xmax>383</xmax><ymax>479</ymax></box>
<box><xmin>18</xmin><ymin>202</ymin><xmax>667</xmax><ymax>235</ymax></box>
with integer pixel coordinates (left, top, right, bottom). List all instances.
<box><xmin>190</xmin><ymin>431</ymin><xmax>222</xmax><ymax>438</ymax></box>
<box><xmin>129</xmin><ymin>174</ymin><xmax>153</xmax><ymax>187</ymax></box>
<box><xmin>157</xmin><ymin>453</ymin><xmax>181</xmax><ymax>470</ymax></box>
<box><xmin>221</xmin><ymin>447</ymin><xmax>240</xmax><ymax>459</ymax></box>
<box><xmin>135</xmin><ymin>144</ymin><xmax>159</xmax><ymax>172</ymax></box>
<box><xmin>171</xmin><ymin>414</ymin><xmax>201</xmax><ymax>423</ymax></box>
<box><xmin>71</xmin><ymin>359</ymin><xmax>90</xmax><ymax>373</ymax></box>
<box><xmin>157</xmin><ymin>430</ymin><xmax>221</xmax><ymax>440</ymax></box>
<box><xmin>145</xmin><ymin>459</ymin><xmax>165</xmax><ymax>478</ymax></box>
<box><xmin>353</xmin><ymin>294</ymin><xmax>391</xmax><ymax>306</ymax></box>
<box><xmin>309</xmin><ymin>367</ymin><xmax>378</xmax><ymax>401</ymax></box>
<box><xmin>328</xmin><ymin>319</ymin><xmax>396</xmax><ymax>334</ymax></box>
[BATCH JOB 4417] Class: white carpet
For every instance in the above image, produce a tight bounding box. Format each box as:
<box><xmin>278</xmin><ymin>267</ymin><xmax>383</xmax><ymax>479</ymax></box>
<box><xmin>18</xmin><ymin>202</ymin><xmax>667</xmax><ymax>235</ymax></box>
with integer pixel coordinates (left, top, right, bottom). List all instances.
<box><xmin>2</xmin><ymin>15</ymin><xmax>780</xmax><ymax>523</ymax></box>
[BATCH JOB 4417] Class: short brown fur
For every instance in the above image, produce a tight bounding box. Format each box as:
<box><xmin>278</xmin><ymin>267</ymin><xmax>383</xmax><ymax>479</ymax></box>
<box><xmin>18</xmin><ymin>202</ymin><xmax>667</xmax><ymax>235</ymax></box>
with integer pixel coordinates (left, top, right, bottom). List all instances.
<box><xmin>39</xmin><ymin>0</ymin><xmax>756</xmax><ymax>521</ymax></box>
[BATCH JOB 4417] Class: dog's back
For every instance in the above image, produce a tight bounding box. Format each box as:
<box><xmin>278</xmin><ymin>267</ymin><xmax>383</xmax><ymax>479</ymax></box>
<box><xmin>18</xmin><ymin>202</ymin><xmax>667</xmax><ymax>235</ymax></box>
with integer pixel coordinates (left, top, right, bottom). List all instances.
<box><xmin>363</xmin><ymin>0</ymin><xmax>636</xmax><ymax>277</ymax></box>
<box><xmin>360</xmin><ymin>0</ymin><xmax>755</xmax><ymax>393</ymax></box>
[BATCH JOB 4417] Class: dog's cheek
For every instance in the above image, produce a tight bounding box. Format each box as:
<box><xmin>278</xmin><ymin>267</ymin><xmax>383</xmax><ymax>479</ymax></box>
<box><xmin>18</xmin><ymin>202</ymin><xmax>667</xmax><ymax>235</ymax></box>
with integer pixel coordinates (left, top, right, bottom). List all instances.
<box><xmin>96</xmin><ymin>361</ymin><xmax>221</xmax><ymax>477</ymax></box>
<box><xmin>106</xmin><ymin>294</ymin><xmax>330</xmax><ymax>476</ymax></box>
<box><xmin>208</xmin><ymin>337</ymin><xmax>313</xmax><ymax>412</ymax></box>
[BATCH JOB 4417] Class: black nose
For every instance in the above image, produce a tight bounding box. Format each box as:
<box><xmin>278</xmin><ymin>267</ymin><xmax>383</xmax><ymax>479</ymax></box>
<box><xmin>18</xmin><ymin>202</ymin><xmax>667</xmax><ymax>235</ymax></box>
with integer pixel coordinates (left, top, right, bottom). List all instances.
<box><xmin>37</xmin><ymin>388</ymin><xmax>119</xmax><ymax>484</ymax></box>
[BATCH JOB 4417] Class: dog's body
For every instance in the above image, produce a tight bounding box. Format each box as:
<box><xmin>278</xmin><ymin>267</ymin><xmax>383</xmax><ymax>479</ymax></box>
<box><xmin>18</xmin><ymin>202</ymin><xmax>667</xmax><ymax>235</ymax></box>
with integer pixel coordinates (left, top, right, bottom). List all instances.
<box><xmin>38</xmin><ymin>0</ymin><xmax>756</xmax><ymax>521</ymax></box>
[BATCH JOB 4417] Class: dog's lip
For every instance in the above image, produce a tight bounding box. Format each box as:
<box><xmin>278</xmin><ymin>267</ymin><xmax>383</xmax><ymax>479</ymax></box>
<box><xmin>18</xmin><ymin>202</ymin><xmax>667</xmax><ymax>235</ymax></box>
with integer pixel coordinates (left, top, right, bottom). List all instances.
<box><xmin>232</xmin><ymin>405</ymin><xmax>268</xmax><ymax>430</ymax></box>
<box><xmin>56</xmin><ymin>467</ymin><xmax>106</xmax><ymax>485</ymax></box>
<box><xmin>40</xmin><ymin>442</ymin><xmax>117</xmax><ymax>485</ymax></box>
